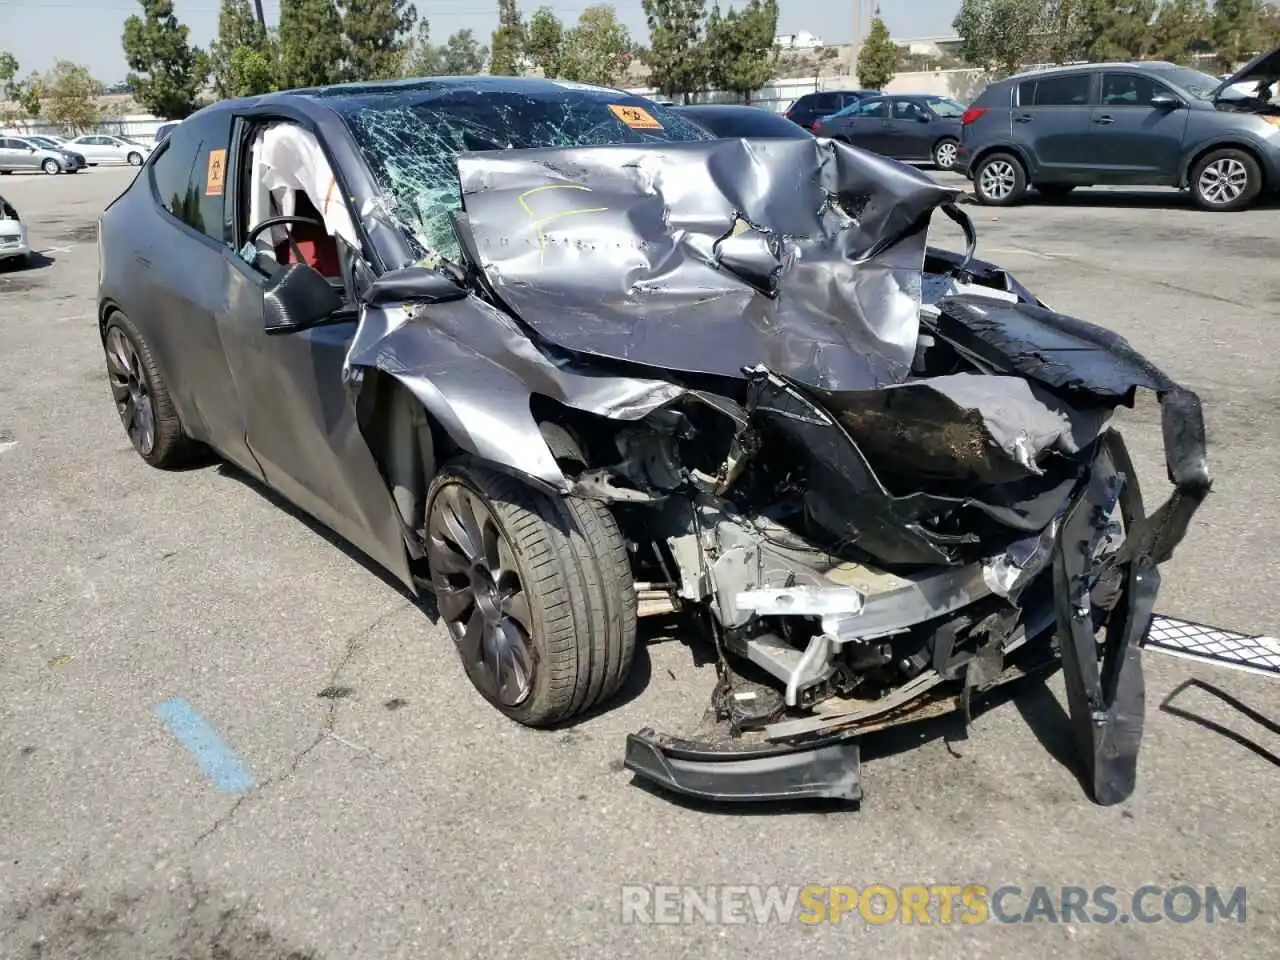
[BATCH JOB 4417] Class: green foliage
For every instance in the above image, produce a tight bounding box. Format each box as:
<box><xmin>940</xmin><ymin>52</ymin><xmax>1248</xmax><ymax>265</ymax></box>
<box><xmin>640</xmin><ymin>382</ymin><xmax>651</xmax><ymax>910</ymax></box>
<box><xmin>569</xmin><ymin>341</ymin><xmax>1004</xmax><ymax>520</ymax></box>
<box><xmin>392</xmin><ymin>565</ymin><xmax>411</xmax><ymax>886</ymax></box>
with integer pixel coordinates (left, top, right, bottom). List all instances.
<box><xmin>953</xmin><ymin>0</ymin><xmax>1046</xmax><ymax>75</ymax></box>
<box><xmin>341</xmin><ymin>0</ymin><xmax>418</xmax><ymax>81</ymax></box>
<box><xmin>40</xmin><ymin>61</ymin><xmax>104</xmax><ymax>132</ymax></box>
<box><xmin>210</xmin><ymin>0</ymin><xmax>276</xmax><ymax>99</ymax></box>
<box><xmin>856</xmin><ymin>15</ymin><xmax>900</xmax><ymax>89</ymax></box>
<box><xmin>1212</xmin><ymin>0</ymin><xmax>1268</xmax><ymax>69</ymax></box>
<box><xmin>443</xmin><ymin>29</ymin><xmax>489</xmax><ymax>74</ymax></box>
<box><xmin>526</xmin><ymin>7</ymin><xmax>566</xmax><ymax>78</ymax></box>
<box><xmin>279</xmin><ymin>0</ymin><xmax>345</xmax><ymax>87</ymax></box>
<box><xmin>403</xmin><ymin>20</ymin><xmax>446</xmax><ymax>75</ymax></box>
<box><xmin>0</xmin><ymin>51</ymin><xmax>17</xmax><ymax>99</ymax></box>
<box><xmin>704</xmin><ymin>0</ymin><xmax>778</xmax><ymax>101</ymax></box>
<box><xmin>562</xmin><ymin>5</ymin><xmax>633</xmax><ymax>85</ymax></box>
<box><xmin>121</xmin><ymin>0</ymin><xmax>207</xmax><ymax>119</ymax></box>
<box><xmin>1151</xmin><ymin>0</ymin><xmax>1210</xmax><ymax>64</ymax></box>
<box><xmin>642</xmin><ymin>0</ymin><xmax>708</xmax><ymax>101</ymax></box>
<box><xmin>490</xmin><ymin>0</ymin><xmax>526</xmax><ymax>75</ymax></box>
<box><xmin>1075</xmin><ymin>0</ymin><xmax>1159</xmax><ymax>61</ymax></box>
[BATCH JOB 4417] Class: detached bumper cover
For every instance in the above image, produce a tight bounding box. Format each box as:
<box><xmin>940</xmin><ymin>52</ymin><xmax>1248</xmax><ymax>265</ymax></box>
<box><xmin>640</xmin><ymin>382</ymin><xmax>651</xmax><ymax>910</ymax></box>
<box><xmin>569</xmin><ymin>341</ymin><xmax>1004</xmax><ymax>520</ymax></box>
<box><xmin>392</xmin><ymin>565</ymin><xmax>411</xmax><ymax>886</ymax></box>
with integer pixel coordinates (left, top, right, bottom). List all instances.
<box><xmin>624</xmin><ymin>729</ymin><xmax>862</xmax><ymax>804</ymax></box>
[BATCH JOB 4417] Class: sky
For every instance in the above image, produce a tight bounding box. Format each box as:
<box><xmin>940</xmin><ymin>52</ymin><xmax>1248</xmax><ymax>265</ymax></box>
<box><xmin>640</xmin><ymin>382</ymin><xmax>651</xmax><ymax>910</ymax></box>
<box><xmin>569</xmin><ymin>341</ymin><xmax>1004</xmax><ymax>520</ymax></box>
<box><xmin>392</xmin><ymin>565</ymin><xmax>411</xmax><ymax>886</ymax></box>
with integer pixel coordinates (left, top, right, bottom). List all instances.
<box><xmin>0</xmin><ymin>0</ymin><xmax>962</xmax><ymax>85</ymax></box>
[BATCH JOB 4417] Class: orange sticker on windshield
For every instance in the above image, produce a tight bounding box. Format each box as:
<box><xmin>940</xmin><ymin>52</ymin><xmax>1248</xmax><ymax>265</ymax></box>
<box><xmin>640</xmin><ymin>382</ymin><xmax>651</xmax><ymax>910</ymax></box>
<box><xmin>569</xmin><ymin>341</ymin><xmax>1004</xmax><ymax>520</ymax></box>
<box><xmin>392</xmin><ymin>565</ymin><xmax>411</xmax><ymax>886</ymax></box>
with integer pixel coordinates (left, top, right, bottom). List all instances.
<box><xmin>609</xmin><ymin>104</ymin><xmax>663</xmax><ymax>130</ymax></box>
<box><xmin>205</xmin><ymin>148</ymin><xmax>226</xmax><ymax>196</ymax></box>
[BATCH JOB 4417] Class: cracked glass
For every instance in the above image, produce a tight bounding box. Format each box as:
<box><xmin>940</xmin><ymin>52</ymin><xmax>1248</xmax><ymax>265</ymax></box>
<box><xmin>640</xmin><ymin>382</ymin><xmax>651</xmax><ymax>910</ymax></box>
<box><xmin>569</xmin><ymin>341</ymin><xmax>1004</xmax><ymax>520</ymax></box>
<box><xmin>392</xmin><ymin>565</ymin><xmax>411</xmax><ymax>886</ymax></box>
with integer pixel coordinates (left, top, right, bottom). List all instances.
<box><xmin>320</xmin><ymin>80</ymin><xmax>714</xmax><ymax>263</ymax></box>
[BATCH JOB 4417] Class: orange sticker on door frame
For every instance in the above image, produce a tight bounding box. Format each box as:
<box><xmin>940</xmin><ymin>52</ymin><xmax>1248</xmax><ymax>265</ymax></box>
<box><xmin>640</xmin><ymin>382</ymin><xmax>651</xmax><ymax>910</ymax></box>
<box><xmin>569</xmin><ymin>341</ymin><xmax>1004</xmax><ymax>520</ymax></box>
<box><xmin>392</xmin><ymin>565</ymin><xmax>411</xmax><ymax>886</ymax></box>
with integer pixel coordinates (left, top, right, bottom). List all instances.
<box><xmin>608</xmin><ymin>104</ymin><xmax>663</xmax><ymax>130</ymax></box>
<box><xmin>205</xmin><ymin>148</ymin><xmax>226</xmax><ymax>196</ymax></box>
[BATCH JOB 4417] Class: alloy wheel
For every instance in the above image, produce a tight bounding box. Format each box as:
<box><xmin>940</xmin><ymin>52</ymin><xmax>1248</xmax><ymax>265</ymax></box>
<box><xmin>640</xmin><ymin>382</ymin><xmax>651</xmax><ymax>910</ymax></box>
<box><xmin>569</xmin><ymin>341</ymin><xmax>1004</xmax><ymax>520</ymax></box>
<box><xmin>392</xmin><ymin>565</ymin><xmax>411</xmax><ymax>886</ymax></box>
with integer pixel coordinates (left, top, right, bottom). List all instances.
<box><xmin>128</xmin><ymin>152</ymin><xmax>143</xmax><ymax>166</ymax></box>
<box><xmin>42</xmin><ymin>159</ymin><xmax>59</xmax><ymax>175</ymax></box>
<box><xmin>979</xmin><ymin>159</ymin><xmax>1016</xmax><ymax>200</ymax></box>
<box><xmin>427</xmin><ymin>483</ymin><xmax>536</xmax><ymax>707</ymax></box>
<box><xmin>104</xmin><ymin>326</ymin><xmax>156</xmax><ymax>456</ymax></box>
<box><xmin>935</xmin><ymin>141</ymin><xmax>958</xmax><ymax>170</ymax></box>
<box><xmin>1197</xmin><ymin>158</ymin><xmax>1248</xmax><ymax>206</ymax></box>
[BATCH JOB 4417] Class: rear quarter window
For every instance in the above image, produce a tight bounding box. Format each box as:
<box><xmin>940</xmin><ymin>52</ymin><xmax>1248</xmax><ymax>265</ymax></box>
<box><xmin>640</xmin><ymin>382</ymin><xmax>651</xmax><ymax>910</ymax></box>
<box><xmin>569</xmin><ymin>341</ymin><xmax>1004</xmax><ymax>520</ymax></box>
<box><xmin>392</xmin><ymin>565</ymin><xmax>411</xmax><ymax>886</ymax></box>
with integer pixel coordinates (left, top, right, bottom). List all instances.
<box><xmin>1018</xmin><ymin>73</ymin><xmax>1092</xmax><ymax>106</ymax></box>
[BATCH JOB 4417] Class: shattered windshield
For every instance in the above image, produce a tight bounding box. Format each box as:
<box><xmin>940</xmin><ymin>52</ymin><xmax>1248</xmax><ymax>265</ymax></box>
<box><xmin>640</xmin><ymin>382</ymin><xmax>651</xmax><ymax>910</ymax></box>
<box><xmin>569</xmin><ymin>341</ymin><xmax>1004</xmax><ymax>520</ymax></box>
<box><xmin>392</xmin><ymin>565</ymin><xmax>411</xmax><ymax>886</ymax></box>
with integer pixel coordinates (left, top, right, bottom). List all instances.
<box><xmin>323</xmin><ymin>81</ymin><xmax>714</xmax><ymax>261</ymax></box>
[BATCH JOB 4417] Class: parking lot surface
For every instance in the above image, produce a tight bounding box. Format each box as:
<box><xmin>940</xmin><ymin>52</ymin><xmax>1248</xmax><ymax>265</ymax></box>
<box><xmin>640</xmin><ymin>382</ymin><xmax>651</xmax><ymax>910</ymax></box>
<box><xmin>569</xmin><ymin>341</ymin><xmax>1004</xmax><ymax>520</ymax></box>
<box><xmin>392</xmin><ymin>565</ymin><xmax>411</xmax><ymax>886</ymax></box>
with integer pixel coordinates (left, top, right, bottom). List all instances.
<box><xmin>1</xmin><ymin>167</ymin><xmax>1278</xmax><ymax>959</ymax></box>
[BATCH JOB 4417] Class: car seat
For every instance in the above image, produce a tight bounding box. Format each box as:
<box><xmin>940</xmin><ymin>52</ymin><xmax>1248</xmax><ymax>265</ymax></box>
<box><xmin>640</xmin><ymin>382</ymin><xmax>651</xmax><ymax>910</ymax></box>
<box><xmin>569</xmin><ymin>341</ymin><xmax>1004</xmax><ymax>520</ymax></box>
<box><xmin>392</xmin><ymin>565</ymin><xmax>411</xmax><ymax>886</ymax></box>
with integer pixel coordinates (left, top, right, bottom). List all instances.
<box><xmin>274</xmin><ymin>190</ymin><xmax>341</xmax><ymax>279</ymax></box>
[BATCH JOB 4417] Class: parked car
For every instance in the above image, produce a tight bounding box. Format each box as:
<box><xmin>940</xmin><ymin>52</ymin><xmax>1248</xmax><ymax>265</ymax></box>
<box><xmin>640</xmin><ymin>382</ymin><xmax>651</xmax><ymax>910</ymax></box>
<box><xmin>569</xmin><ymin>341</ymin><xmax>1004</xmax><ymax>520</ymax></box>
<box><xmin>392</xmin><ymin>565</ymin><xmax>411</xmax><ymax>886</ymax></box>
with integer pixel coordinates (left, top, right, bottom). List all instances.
<box><xmin>0</xmin><ymin>194</ymin><xmax>28</xmax><ymax>265</ymax></box>
<box><xmin>97</xmin><ymin>76</ymin><xmax>1208</xmax><ymax>807</ymax></box>
<box><xmin>814</xmin><ymin>93</ymin><xmax>966</xmax><ymax>169</ymax></box>
<box><xmin>0</xmin><ymin>135</ymin><xmax>85</xmax><ymax>174</ymax></box>
<box><xmin>63</xmin><ymin>134</ymin><xmax>153</xmax><ymax>166</ymax></box>
<box><xmin>24</xmin><ymin>134</ymin><xmax>88</xmax><ymax>168</ymax></box>
<box><xmin>956</xmin><ymin>44</ymin><xmax>1280</xmax><ymax>210</ymax></box>
<box><xmin>673</xmin><ymin>103</ymin><xmax>813</xmax><ymax>138</ymax></box>
<box><xmin>784</xmin><ymin>89</ymin><xmax>879</xmax><ymax>130</ymax></box>
<box><xmin>154</xmin><ymin>121</ymin><xmax>179</xmax><ymax>143</ymax></box>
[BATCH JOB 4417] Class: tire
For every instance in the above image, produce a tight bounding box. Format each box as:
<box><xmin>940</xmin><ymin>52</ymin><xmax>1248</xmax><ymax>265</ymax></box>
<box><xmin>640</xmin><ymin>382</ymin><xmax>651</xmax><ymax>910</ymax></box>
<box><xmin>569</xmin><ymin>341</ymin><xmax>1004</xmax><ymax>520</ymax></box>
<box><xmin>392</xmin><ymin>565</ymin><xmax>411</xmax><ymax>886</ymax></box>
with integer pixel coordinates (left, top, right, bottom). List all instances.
<box><xmin>42</xmin><ymin>158</ymin><xmax>60</xmax><ymax>175</ymax></box>
<box><xmin>972</xmin><ymin>152</ymin><xmax>1028</xmax><ymax>206</ymax></box>
<box><xmin>127</xmin><ymin>151</ymin><xmax>143</xmax><ymax>166</ymax></box>
<box><xmin>1035</xmin><ymin>183</ymin><xmax>1076</xmax><ymax>200</ymax></box>
<box><xmin>1190</xmin><ymin>147</ymin><xmax>1262</xmax><ymax>211</ymax></box>
<box><xmin>425</xmin><ymin>457</ymin><xmax>637</xmax><ymax>727</ymax></box>
<box><xmin>1</xmin><ymin>168</ymin><xmax>12</xmax><ymax>175</ymax></box>
<box><xmin>933</xmin><ymin>137</ymin><xmax>959</xmax><ymax>171</ymax></box>
<box><xmin>102</xmin><ymin>311</ymin><xmax>197</xmax><ymax>468</ymax></box>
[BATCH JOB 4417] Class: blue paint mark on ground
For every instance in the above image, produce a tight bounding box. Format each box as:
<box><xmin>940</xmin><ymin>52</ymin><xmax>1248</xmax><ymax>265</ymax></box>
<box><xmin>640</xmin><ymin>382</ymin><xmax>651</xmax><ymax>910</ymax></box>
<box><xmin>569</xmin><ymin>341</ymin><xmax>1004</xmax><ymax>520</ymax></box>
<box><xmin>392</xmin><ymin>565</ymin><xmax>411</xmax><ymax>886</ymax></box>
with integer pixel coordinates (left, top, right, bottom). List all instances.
<box><xmin>154</xmin><ymin>698</ymin><xmax>257</xmax><ymax>794</ymax></box>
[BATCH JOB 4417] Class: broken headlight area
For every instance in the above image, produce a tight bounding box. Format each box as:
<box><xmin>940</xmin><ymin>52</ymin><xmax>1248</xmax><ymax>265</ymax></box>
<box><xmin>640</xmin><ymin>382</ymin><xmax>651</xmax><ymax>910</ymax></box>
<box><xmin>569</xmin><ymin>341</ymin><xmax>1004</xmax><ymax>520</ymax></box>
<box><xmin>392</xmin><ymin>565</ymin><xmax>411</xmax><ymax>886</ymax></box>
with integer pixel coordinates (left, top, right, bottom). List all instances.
<box><xmin>552</xmin><ymin>292</ymin><xmax>1209</xmax><ymax>808</ymax></box>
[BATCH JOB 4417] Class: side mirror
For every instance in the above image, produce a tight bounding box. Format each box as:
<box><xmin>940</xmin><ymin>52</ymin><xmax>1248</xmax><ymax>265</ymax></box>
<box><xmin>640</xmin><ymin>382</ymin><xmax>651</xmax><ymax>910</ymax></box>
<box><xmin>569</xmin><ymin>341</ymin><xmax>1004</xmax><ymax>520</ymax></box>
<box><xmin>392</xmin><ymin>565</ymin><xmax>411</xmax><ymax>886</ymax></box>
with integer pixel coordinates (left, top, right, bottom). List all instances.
<box><xmin>1151</xmin><ymin>92</ymin><xmax>1181</xmax><ymax>109</ymax></box>
<box><xmin>917</xmin><ymin>113</ymin><xmax>932</xmax><ymax>122</ymax></box>
<box><xmin>263</xmin><ymin>262</ymin><xmax>345</xmax><ymax>335</ymax></box>
<box><xmin>27</xmin><ymin>147</ymin><xmax>36</xmax><ymax>153</ymax></box>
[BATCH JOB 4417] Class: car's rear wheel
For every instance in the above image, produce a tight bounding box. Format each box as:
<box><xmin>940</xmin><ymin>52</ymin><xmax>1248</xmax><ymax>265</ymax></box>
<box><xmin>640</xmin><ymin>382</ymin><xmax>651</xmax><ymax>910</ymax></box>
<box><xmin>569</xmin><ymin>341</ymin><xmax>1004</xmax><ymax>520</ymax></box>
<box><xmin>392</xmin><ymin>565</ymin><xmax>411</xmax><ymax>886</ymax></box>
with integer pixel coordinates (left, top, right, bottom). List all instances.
<box><xmin>41</xmin><ymin>159</ymin><xmax>59</xmax><ymax>175</ymax></box>
<box><xmin>102</xmin><ymin>312</ymin><xmax>196</xmax><ymax>468</ymax></box>
<box><xmin>425</xmin><ymin>458</ymin><xmax>637</xmax><ymax>727</ymax></box>
<box><xmin>933</xmin><ymin>138</ymin><xmax>958</xmax><ymax>170</ymax></box>
<box><xmin>1190</xmin><ymin>148</ymin><xmax>1262</xmax><ymax>211</ymax></box>
<box><xmin>127</xmin><ymin>151</ymin><xmax>143</xmax><ymax>166</ymax></box>
<box><xmin>973</xmin><ymin>152</ymin><xmax>1027</xmax><ymax>206</ymax></box>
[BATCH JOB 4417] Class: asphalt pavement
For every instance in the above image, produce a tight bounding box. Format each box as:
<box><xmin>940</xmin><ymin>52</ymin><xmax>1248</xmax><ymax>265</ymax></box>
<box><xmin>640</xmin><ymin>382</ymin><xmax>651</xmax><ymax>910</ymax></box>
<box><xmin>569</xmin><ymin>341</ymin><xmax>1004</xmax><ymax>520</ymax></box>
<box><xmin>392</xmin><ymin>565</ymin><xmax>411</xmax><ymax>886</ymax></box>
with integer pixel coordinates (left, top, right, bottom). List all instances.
<box><xmin>1</xmin><ymin>166</ymin><xmax>1278</xmax><ymax>959</ymax></box>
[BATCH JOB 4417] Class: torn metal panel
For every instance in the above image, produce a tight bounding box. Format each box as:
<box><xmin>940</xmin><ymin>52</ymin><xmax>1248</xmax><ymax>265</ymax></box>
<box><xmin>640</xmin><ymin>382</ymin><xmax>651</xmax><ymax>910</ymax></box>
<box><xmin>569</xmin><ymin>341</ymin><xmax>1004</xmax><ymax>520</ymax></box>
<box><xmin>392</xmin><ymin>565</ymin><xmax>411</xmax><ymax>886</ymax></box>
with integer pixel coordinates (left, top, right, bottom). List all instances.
<box><xmin>455</xmin><ymin>138</ymin><xmax>961</xmax><ymax>390</ymax></box>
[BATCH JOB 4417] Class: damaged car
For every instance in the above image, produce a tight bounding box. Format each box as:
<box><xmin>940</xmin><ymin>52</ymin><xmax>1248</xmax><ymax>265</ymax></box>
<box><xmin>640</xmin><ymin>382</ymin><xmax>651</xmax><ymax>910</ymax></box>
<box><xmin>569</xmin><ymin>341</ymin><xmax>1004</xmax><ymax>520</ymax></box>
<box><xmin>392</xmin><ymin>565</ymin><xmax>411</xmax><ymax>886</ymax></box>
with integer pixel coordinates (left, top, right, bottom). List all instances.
<box><xmin>97</xmin><ymin>77</ymin><xmax>1211</xmax><ymax>807</ymax></box>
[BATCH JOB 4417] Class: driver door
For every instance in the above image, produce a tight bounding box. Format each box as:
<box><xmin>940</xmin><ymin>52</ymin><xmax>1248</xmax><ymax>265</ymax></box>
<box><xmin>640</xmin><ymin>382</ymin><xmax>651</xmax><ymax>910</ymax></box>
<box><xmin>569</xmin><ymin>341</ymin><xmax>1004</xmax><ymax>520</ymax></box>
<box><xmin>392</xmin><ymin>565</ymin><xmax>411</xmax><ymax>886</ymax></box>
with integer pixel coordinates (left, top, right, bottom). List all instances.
<box><xmin>215</xmin><ymin>114</ymin><xmax>412</xmax><ymax>584</ymax></box>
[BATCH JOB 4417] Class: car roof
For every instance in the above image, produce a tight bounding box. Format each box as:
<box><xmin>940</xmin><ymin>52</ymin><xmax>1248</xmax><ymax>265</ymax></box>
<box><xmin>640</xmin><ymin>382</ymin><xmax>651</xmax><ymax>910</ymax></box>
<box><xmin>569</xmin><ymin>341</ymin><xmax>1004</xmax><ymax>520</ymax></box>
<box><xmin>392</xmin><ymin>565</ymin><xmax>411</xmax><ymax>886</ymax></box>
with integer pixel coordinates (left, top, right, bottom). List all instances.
<box><xmin>998</xmin><ymin>60</ymin><xmax>1185</xmax><ymax>84</ymax></box>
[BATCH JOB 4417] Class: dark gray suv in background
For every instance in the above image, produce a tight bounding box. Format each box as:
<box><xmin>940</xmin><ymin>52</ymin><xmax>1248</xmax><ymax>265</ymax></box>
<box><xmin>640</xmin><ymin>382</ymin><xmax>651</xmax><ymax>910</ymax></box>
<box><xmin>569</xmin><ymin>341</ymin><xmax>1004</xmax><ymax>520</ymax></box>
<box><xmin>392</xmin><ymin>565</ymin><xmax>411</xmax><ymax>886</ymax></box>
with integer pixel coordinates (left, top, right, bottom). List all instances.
<box><xmin>956</xmin><ymin>44</ymin><xmax>1280</xmax><ymax>210</ymax></box>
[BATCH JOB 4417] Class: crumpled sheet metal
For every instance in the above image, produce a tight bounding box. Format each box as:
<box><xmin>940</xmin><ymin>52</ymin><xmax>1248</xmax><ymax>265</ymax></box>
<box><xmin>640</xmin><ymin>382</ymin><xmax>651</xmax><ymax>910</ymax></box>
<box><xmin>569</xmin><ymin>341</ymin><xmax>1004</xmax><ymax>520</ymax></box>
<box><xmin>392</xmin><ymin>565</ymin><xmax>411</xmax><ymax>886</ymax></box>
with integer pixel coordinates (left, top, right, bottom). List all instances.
<box><xmin>344</xmin><ymin>295</ymin><xmax>688</xmax><ymax>490</ymax></box>
<box><xmin>455</xmin><ymin>138</ymin><xmax>961</xmax><ymax>391</ymax></box>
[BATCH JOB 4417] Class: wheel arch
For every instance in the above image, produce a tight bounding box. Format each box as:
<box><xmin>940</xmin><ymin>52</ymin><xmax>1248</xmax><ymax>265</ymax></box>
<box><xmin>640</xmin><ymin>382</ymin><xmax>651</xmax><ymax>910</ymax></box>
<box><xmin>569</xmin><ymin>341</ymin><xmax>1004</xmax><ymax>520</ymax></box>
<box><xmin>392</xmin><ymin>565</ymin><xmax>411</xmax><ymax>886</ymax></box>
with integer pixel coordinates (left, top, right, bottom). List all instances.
<box><xmin>969</xmin><ymin>143</ymin><xmax>1033</xmax><ymax>178</ymax></box>
<box><xmin>1179</xmin><ymin>139</ymin><xmax>1269</xmax><ymax>190</ymax></box>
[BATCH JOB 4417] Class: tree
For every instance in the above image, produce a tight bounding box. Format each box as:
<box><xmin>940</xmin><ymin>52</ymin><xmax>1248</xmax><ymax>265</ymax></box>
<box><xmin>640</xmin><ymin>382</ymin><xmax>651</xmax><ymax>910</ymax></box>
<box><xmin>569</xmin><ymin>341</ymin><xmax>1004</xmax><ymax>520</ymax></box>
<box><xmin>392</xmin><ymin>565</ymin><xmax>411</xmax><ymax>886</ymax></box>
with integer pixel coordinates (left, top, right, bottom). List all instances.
<box><xmin>122</xmin><ymin>0</ymin><xmax>207</xmax><ymax>119</ymax></box>
<box><xmin>704</xmin><ymin>0</ymin><xmax>777</xmax><ymax>101</ymax></box>
<box><xmin>210</xmin><ymin>0</ymin><xmax>276</xmax><ymax>98</ymax></box>
<box><xmin>1039</xmin><ymin>0</ymin><xmax>1091</xmax><ymax>63</ymax></box>
<box><xmin>856</xmin><ymin>13</ymin><xmax>899</xmax><ymax>89</ymax></box>
<box><xmin>953</xmin><ymin>0</ymin><xmax>1045</xmax><ymax>75</ymax></box>
<box><xmin>1075</xmin><ymin>0</ymin><xmax>1158</xmax><ymax>61</ymax></box>
<box><xmin>490</xmin><ymin>0</ymin><xmax>525</xmax><ymax>74</ymax></box>
<box><xmin>342</xmin><ymin>0</ymin><xmax>418</xmax><ymax>81</ymax></box>
<box><xmin>442</xmin><ymin>29</ymin><xmax>488</xmax><ymax>74</ymax></box>
<box><xmin>279</xmin><ymin>0</ymin><xmax>345</xmax><ymax>87</ymax></box>
<box><xmin>561</xmin><ymin>5</ymin><xmax>632</xmax><ymax>85</ymax></box>
<box><xmin>1212</xmin><ymin>0</ymin><xmax>1267</xmax><ymax>70</ymax></box>
<box><xmin>1151</xmin><ymin>0</ymin><xmax>1210</xmax><ymax>64</ymax></box>
<box><xmin>0</xmin><ymin>51</ymin><xmax>17</xmax><ymax>100</ymax></box>
<box><xmin>403</xmin><ymin>20</ymin><xmax>446</xmax><ymax>75</ymax></box>
<box><xmin>15</xmin><ymin>73</ymin><xmax>43</xmax><ymax>118</ymax></box>
<box><xmin>41</xmin><ymin>61</ymin><xmax>103</xmax><ymax>132</ymax></box>
<box><xmin>642</xmin><ymin>0</ymin><xmax>708</xmax><ymax>102</ymax></box>
<box><xmin>526</xmin><ymin>7</ymin><xmax>566</xmax><ymax>78</ymax></box>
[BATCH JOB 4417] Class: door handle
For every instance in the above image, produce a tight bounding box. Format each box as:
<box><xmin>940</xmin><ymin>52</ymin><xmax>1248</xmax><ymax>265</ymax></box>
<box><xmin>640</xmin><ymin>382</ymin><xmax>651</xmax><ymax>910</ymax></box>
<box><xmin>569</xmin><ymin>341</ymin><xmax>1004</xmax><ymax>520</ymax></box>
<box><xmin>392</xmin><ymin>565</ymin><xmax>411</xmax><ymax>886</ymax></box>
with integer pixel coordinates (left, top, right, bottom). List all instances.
<box><xmin>1094</xmin><ymin>115</ymin><xmax>1114</xmax><ymax>124</ymax></box>
<box><xmin>135</xmin><ymin>254</ymin><xmax>152</xmax><ymax>267</ymax></box>
<box><xmin>1014</xmin><ymin>114</ymin><xmax>1033</xmax><ymax>122</ymax></box>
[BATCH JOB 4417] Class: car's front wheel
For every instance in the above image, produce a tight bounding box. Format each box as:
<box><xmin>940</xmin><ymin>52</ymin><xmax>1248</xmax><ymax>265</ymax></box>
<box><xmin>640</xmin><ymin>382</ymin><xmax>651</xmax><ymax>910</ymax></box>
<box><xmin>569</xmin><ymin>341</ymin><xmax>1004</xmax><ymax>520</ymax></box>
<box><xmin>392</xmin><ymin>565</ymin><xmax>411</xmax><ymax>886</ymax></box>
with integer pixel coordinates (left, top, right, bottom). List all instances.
<box><xmin>127</xmin><ymin>152</ymin><xmax>143</xmax><ymax>166</ymax></box>
<box><xmin>933</xmin><ymin>138</ymin><xmax>959</xmax><ymax>170</ymax></box>
<box><xmin>1190</xmin><ymin>148</ymin><xmax>1262</xmax><ymax>211</ymax></box>
<box><xmin>102</xmin><ymin>312</ymin><xmax>196</xmax><ymax>468</ymax></box>
<box><xmin>425</xmin><ymin>458</ymin><xmax>637</xmax><ymax>727</ymax></box>
<box><xmin>973</xmin><ymin>152</ymin><xmax>1027</xmax><ymax>206</ymax></box>
<box><xmin>41</xmin><ymin>159</ymin><xmax>59</xmax><ymax>175</ymax></box>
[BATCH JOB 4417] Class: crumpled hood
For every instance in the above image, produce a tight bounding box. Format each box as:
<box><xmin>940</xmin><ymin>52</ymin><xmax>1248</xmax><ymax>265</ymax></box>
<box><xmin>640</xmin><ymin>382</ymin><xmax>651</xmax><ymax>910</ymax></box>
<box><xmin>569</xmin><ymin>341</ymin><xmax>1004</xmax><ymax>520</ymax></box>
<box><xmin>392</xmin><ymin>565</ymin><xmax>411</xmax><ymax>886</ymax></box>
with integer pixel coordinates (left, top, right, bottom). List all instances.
<box><xmin>452</xmin><ymin>137</ymin><xmax>960</xmax><ymax>391</ymax></box>
<box><xmin>1214</xmin><ymin>40</ymin><xmax>1280</xmax><ymax>96</ymax></box>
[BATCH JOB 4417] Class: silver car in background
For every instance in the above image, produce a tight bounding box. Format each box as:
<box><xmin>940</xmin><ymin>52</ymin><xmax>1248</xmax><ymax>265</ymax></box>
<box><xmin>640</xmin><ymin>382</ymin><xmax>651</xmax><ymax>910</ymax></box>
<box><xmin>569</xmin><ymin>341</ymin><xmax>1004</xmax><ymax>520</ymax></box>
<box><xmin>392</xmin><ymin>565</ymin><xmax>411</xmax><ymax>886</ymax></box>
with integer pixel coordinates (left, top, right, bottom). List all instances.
<box><xmin>0</xmin><ymin>135</ymin><xmax>84</xmax><ymax>174</ymax></box>
<box><xmin>62</xmin><ymin>134</ymin><xmax>152</xmax><ymax>166</ymax></box>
